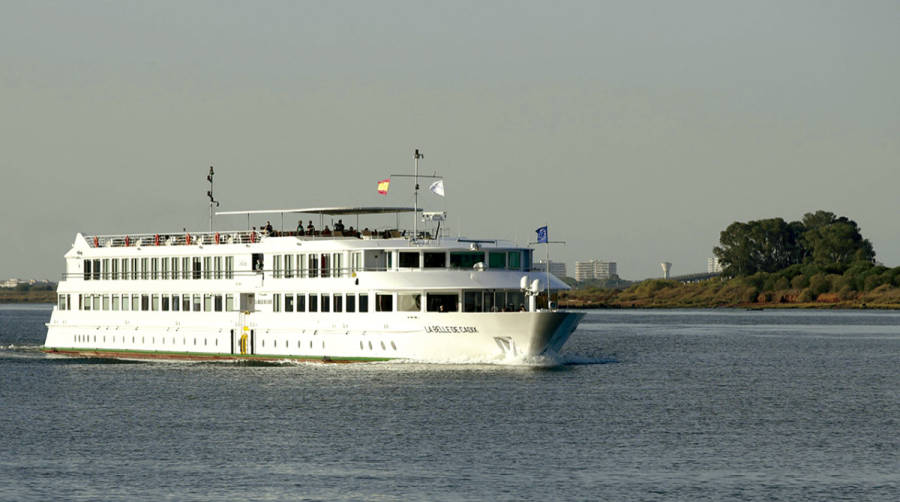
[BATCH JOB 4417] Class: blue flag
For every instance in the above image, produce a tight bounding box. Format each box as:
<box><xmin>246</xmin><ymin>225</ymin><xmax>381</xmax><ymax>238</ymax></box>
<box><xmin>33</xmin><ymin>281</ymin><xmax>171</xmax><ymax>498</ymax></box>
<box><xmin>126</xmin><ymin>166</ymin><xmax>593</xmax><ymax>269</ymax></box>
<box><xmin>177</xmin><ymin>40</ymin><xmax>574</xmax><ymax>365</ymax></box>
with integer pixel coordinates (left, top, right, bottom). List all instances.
<box><xmin>536</xmin><ymin>226</ymin><xmax>548</xmax><ymax>243</ymax></box>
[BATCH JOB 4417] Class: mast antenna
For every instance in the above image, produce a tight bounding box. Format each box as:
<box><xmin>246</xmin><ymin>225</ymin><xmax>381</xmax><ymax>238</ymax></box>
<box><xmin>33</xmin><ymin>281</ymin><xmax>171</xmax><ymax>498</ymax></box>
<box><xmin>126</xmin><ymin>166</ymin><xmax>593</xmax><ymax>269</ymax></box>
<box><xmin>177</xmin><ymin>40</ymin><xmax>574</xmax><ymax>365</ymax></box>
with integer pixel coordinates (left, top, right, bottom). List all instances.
<box><xmin>414</xmin><ymin>148</ymin><xmax>422</xmax><ymax>241</ymax></box>
<box><xmin>207</xmin><ymin>166</ymin><xmax>219</xmax><ymax>231</ymax></box>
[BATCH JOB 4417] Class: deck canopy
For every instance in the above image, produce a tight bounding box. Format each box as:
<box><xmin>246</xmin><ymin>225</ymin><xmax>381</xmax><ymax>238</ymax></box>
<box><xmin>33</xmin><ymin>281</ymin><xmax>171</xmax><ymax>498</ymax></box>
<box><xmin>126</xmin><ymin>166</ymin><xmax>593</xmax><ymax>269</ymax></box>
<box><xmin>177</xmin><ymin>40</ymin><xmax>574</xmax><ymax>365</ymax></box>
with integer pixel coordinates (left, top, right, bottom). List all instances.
<box><xmin>217</xmin><ymin>206</ymin><xmax>421</xmax><ymax>216</ymax></box>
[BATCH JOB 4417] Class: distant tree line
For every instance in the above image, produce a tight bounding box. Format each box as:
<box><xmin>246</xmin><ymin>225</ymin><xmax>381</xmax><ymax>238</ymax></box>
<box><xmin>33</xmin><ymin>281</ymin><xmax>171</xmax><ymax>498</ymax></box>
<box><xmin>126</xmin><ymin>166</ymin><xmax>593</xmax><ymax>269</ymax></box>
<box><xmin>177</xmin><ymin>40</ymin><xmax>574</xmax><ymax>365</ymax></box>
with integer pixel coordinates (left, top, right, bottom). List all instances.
<box><xmin>713</xmin><ymin>210</ymin><xmax>875</xmax><ymax>277</ymax></box>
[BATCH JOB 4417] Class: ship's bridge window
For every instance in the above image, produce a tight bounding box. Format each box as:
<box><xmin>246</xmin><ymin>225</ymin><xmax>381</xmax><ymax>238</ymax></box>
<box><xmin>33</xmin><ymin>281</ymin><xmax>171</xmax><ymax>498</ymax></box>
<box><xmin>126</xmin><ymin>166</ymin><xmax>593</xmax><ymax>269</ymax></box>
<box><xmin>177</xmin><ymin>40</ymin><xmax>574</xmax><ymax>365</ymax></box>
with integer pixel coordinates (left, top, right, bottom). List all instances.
<box><xmin>489</xmin><ymin>252</ymin><xmax>506</xmax><ymax>269</ymax></box>
<box><xmin>399</xmin><ymin>252</ymin><xmax>420</xmax><ymax>269</ymax></box>
<box><xmin>83</xmin><ymin>260</ymin><xmax>91</xmax><ymax>280</ymax></box>
<box><xmin>398</xmin><ymin>293</ymin><xmax>420</xmax><ymax>312</ymax></box>
<box><xmin>423</xmin><ymin>252</ymin><xmax>446</xmax><ymax>268</ymax></box>
<box><xmin>464</xmin><ymin>291</ymin><xmax>484</xmax><ymax>312</ymax></box>
<box><xmin>508</xmin><ymin>251</ymin><xmax>522</xmax><ymax>270</ymax></box>
<box><xmin>427</xmin><ymin>293</ymin><xmax>458</xmax><ymax>312</ymax></box>
<box><xmin>450</xmin><ymin>252</ymin><xmax>484</xmax><ymax>269</ymax></box>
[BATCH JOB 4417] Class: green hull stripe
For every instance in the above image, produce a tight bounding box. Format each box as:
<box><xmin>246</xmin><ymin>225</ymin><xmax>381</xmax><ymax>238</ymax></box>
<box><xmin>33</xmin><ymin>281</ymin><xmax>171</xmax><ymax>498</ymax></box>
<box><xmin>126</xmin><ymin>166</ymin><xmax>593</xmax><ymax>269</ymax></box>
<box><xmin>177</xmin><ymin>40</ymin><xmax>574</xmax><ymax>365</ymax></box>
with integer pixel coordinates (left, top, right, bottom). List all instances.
<box><xmin>42</xmin><ymin>346</ymin><xmax>393</xmax><ymax>363</ymax></box>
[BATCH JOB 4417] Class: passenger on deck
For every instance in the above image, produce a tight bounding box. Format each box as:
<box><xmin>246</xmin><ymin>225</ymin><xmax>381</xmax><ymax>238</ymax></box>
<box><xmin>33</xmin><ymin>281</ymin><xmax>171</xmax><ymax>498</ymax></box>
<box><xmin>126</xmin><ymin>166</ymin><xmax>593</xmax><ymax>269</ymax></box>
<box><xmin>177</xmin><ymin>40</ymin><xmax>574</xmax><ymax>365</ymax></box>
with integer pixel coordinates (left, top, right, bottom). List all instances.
<box><xmin>335</xmin><ymin>219</ymin><xmax>345</xmax><ymax>232</ymax></box>
<box><xmin>306</xmin><ymin>221</ymin><xmax>315</xmax><ymax>235</ymax></box>
<box><xmin>296</xmin><ymin>220</ymin><xmax>304</xmax><ymax>236</ymax></box>
<box><xmin>321</xmin><ymin>225</ymin><xmax>332</xmax><ymax>237</ymax></box>
<box><xmin>264</xmin><ymin>221</ymin><xmax>274</xmax><ymax>235</ymax></box>
<box><xmin>347</xmin><ymin>226</ymin><xmax>356</xmax><ymax>237</ymax></box>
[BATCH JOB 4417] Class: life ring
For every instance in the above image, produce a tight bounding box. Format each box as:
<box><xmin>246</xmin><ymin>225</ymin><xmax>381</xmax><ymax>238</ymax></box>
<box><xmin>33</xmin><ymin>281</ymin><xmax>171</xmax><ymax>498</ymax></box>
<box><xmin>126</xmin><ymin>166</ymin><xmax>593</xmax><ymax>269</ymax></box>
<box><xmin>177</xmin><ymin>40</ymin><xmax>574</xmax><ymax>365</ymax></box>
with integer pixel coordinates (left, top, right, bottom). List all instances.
<box><xmin>93</xmin><ymin>236</ymin><xmax>99</xmax><ymax>247</ymax></box>
<box><xmin>185</xmin><ymin>234</ymin><xmax>191</xmax><ymax>245</ymax></box>
<box><xmin>154</xmin><ymin>234</ymin><xmax>160</xmax><ymax>246</ymax></box>
<box><xmin>250</xmin><ymin>232</ymin><xmax>256</xmax><ymax>243</ymax></box>
<box><xmin>215</xmin><ymin>232</ymin><xmax>220</xmax><ymax>245</ymax></box>
<box><xmin>124</xmin><ymin>236</ymin><xmax>130</xmax><ymax>247</ymax></box>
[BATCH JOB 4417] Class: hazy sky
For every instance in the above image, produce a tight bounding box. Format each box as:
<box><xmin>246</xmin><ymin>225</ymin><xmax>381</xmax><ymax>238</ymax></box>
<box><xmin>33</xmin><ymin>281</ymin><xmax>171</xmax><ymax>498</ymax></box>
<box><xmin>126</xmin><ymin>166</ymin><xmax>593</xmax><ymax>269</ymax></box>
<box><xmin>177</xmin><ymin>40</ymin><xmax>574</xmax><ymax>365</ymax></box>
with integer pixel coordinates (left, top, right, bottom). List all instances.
<box><xmin>2</xmin><ymin>0</ymin><xmax>898</xmax><ymax>281</ymax></box>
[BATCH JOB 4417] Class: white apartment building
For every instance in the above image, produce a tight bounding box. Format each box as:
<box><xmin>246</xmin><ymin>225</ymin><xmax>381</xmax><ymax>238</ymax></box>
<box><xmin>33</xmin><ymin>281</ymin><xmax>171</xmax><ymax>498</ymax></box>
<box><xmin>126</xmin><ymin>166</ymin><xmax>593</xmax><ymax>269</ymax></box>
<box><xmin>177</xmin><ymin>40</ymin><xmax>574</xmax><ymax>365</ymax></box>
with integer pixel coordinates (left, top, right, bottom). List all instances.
<box><xmin>707</xmin><ymin>257</ymin><xmax>723</xmax><ymax>273</ymax></box>
<box><xmin>575</xmin><ymin>260</ymin><xmax>617</xmax><ymax>281</ymax></box>
<box><xmin>534</xmin><ymin>260</ymin><xmax>567</xmax><ymax>278</ymax></box>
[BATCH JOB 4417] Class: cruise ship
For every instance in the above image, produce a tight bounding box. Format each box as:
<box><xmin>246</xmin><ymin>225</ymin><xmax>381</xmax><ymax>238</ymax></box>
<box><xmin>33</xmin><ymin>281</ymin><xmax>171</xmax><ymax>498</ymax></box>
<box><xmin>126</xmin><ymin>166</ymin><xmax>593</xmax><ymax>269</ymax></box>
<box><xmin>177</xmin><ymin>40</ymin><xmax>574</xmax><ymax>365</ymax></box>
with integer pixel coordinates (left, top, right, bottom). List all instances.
<box><xmin>43</xmin><ymin>165</ymin><xmax>583</xmax><ymax>363</ymax></box>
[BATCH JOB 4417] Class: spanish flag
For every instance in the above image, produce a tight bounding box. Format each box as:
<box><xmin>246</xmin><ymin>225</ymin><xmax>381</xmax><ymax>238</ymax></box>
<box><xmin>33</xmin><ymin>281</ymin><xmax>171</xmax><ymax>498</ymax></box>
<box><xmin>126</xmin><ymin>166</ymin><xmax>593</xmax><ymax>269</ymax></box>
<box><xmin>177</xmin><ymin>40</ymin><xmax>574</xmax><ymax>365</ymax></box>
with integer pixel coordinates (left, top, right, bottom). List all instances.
<box><xmin>377</xmin><ymin>178</ymin><xmax>390</xmax><ymax>195</ymax></box>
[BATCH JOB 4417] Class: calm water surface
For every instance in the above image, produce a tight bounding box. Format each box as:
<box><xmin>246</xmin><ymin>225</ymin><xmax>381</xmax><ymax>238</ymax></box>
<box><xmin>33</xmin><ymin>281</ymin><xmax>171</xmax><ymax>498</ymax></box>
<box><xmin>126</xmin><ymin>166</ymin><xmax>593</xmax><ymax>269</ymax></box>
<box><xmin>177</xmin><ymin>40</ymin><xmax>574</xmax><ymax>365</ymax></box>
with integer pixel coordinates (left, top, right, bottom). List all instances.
<box><xmin>1</xmin><ymin>305</ymin><xmax>898</xmax><ymax>501</ymax></box>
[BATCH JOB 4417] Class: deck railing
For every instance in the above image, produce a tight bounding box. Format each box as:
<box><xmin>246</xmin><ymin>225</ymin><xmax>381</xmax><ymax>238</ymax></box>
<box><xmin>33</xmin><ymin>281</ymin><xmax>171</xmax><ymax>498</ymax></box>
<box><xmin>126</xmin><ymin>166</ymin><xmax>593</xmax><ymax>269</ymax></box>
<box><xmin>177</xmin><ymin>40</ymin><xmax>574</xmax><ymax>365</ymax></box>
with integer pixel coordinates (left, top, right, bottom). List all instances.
<box><xmin>84</xmin><ymin>229</ymin><xmax>430</xmax><ymax>248</ymax></box>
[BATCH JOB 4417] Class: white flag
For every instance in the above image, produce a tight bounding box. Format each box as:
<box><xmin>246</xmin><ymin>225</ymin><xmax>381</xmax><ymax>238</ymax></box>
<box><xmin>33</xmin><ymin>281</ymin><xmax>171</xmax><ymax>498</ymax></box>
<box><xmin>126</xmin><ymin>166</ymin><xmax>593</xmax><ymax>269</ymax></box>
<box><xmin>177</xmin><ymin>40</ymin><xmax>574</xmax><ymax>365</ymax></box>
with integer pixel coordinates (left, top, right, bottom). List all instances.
<box><xmin>429</xmin><ymin>179</ymin><xmax>445</xmax><ymax>197</ymax></box>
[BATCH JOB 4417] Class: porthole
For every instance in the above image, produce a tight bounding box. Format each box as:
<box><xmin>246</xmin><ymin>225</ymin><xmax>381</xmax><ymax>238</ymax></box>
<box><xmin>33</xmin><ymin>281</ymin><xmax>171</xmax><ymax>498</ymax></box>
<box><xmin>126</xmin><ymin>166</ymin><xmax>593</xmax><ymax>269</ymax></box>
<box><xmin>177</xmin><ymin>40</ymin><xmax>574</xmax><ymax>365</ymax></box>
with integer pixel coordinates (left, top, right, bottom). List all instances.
<box><xmin>380</xmin><ymin>341</ymin><xmax>386</xmax><ymax>350</ymax></box>
<box><xmin>391</xmin><ymin>341</ymin><xmax>397</xmax><ymax>350</ymax></box>
<box><xmin>193</xmin><ymin>338</ymin><xmax>197</xmax><ymax>345</ymax></box>
<box><xmin>142</xmin><ymin>337</ymin><xmax>145</xmax><ymax>344</ymax></box>
<box><xmin>204</xmin><ymin>338</ymin><xmax>207</xmax><ymax>346</ymax></box>
<box><xmin>360</xmin><ymin>341</ymin><xmax>364</xmax><ymax>349</ymax></box>
<box><xmin>215</xmin><ymin>339</ymin><xmax>218</xmax><ymax>346</ymax></box>
<box><xmin>321</xmin><ymin>341</ymin><xmax>325</xmax><ymax>349</ymax></box>
<box><xmin>274</xmin><ymin>340</ymin><xmax>277</xmax><ymax>348</ymax></box>
<box><xmin>103</xmin><ymin>336</ymin><xmax>106</xmax><ymax>342</ymax></box>
<box><xmin>368</xmin><ymin>341</ymin><xmax>373</xmax><ymax>350</ymax></box>
<box><xmin>297</xmin><ymin>341</ymin><xmax>301</xmax><ymax>348</ymax></box>
<box><xmin>309</xmin><ymin>341</ymin><xmax>313</xmax><ymax>348</ymax></box>
<box><xmin>262</xmin><ymin>340</ymin><xmax>265</xmax><ymax>348</ymax></box>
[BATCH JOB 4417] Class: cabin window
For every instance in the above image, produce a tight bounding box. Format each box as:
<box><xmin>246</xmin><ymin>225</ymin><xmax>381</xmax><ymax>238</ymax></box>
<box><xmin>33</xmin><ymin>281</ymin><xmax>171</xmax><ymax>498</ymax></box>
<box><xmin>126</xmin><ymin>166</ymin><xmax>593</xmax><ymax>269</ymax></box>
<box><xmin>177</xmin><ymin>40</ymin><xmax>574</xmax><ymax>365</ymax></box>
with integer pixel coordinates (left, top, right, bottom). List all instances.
<box><xmin>141</xmin><ymin>295</ymin><xmax>149</xmax><ymax>311</ymax></box>
<box><xmin>161</xmin><ymin>258</ymin><xmax>169</xmax><ymax>279</ymax></box>
<box><xmin>171</xmin><ymin>294</ymin><xmax>180</xmax><ymax>312</ymax></box>
<box><xmin>192</xmin><ymin>294</ymin><xmax>201</xmax><ymax>312</ymax></box>
<box><xmin>284</xmin><ymin>255</ymin><xmax>293</xmax><ymax>278</ymax></box>
<box><xmin>508</xmin><ymin>251</ymin><xmax>521</xmax><ymax>270</ymax></box>
<box><xmin>91</xmin><ymin>295</ymin><xmax>99</xmax><ymax>310</ymax></box>
<box><xmin>182</xmin><ymin>257</ymin><xmax>190</xmax><ymax>279</ymax></box>
<box><xmin>132</xmin><ymin>294</ymin><xmax>140</xmax><ymax>311</ymax></box>
<box><xmin>273</xmin><ymin>294</ymin><xmax>281</xmax><ymax>312</ymax></box>
<box><xmin>423</xmin><ymin>252</ymin><xmax>446</xmax><ymax>268</ymax></box>
<box><xmin>121</xmin><ymin>258</ymin><xmax>129</xmax><ymax>280</ymax></box>
<box><xmin>508</xmin><ymin>291</ymin><xmax>525</xmax><ymax>311</ymax></box>
<box><xmin>398</xmin><ymin>293</ymin><xmax>421</xmax><ymax>312</ymax></box>
<box><xmin>214</xmin><ymin>256</ymin><xmax>223</xmax><ymax>279</ymax></box>
<box><xmin>320</xmin><ymin>294</ymin><xmax>330</xmax><ymax>312</ymax></box>
<box><xmin>122</xmin><ymin>295</ymin><xmax>129</xmax><ymax>311</ymax></box>
<box><xmin>225</xmin><ymin>294</ymin><xmax>234</xmax><ymax>312</ymax></box>
<box><xmin>204</xmin><ymin>294</ymin><xmax>212</xmax><ymax>312</ymax></box>
<box><xmin>161</xmin><ymin>295</ymin><xmax>169</xmax><ymax>311</ymax></box>
<box><xmin>151</xmin><ymin>258</ymin><xmax>159</xmax><ymax>279</ymax></box>
<box><xmin>489</xmin><ymin>252</ymin><xmax>506</xmax><ymax>269</ymax></box>
<box><xmin>522</xmin><ymin>250</ymin><xmax>533</xmax><ymax>271</ymax></box>
<box><xmin>214</xmin><ymin>295</ymin><xmax>223</xmax><ymax>312</ymax></box>
<box><xmin>273</xmin><ymin>255</ymin><xmax>282</xmax><ymax>278</ymax></box>
<box><xmin>308</xmin><ymin>294</ymin><xmax>318</xmax><ymax>312</ymax></box>
<box><xmin>58</xmin><ymin>295</ymin><xmax>66</xmax><ymax>310</ymax></box>
<box><xmin>83</xmin><ymin>260</ymin><xmax>91</xmax><ymax>280</ymax></box>
<box><xmin>351</xmin><ymin>252</ymin><xmax>362</xmax><ymax>273</ymax></box>
<box><xmin>141</xmin><ymin>258</ymin><xmax>149</xmax><ymax>280</ymax></box>
<box><xmin>252</xmin><ymin>253</ymin><xmax>263</xmax><ymax>272</ymax></box>
<box><xmin>111</xmin><ymin>259</ymin><xmax>119</xmax><ymax>280</ymax></box>
<box><xmin>308</xmin><ymin>254</ymin><xmax>318</xmax><ymax>277</ymax></box>
<box><xmin>464</xmin><ymin>291</ymin><xmax>484</xmax><ymax>312</ymax></box>
<box><xmin>92</xmin><ymin>260</ymin><xmax>100</xmax><ymax>280</ymax></box>
<box><xmin>375</xmin><ymin>293</ymin><xmax>393</xmax><ymax>312</ymax></box>
<box><xmin>346</xmin><ymin>294</ymin><xmax>355</xmax><ymax>313</ymax></box>
<box><xmin>102</xmin><ymin>295</ymin><xmax>110</xmax><ymax>311</ymax></box>
<box><xmin>399</xmin><ymin>252</ymin><xmax>420</xmax><ymax>269</ymax></box>
<box><xmin>332</xmin><ymin>253</ymin><xmax>342</xmax><ymax>277</ymax></box>
<box><xmin>82</xmin><ymin>295</ymin><xmax>89</xmax><ymax>311</ymax></box>
<box><xmin>203</xmin><ymin>257</ymin><xmax>212</xmax><ymax>279</ymax></box>
<box><xmin>192</xmin><ymin>257</ymin><xmax>201</xmax><ymax>279</ymax></box>
<box><xmin>427</xmin><ymin>293</ymin><xmax>458</xmax><ymax>312</ymax></box>
<box><xmin>450</xmin><ymin>252</ymin><xmax>484</xmax><ymax>269</ymax></box>
<box><xmin>102</xmin><ymin>259</ymin><xmax>110</xmax><ymax>280</ymax></box>
<box><xmin>182</xmin><ymin>294</ymin><xmax>190</xmax><ymax>312</ymax></box>
<box><xmin>112</xmin><ymin>295</ymin><xmax>120</xmax><ymax>311</ymax></box>
<box><xmin>320</xmin><ymin>254</ymin><xmax>330</xmax><ymax>278</ymax></box>
<box><xmin>225</xmin><ymin>256</ymin><xmax>234</xmax><ymax>279</ymax></box>
<box><xmin>152</xmin><ymin>294</ymin><xmax>160</xmax><ymax>311</ymax></box>
<box><xmin>131</xmin><ymin>258</ymin><xmax>139</xmax><ymax>280</ymax></box>
<box><xmin>359</xmin><ymin>293</ymin><xmax>369</xmax><ymax>312</ymax></box>
<box><xmin>333</xmin><ymin>294</ymin><xmax>343</xmax><ymax>313</ymax></box>
<box><xmin>171</xmin><ymin>257</ymin><xmax>179</xmax><ymax>279</ymax></box>
<box><xmin>297</xmin><ymin>254</ymin><xmax>306</xmax><ymax>278</ymax></box>
<box><xmin>285</xmin><ymin>294</ymin><xmax>294</xmax><ymax>312</ymax></box>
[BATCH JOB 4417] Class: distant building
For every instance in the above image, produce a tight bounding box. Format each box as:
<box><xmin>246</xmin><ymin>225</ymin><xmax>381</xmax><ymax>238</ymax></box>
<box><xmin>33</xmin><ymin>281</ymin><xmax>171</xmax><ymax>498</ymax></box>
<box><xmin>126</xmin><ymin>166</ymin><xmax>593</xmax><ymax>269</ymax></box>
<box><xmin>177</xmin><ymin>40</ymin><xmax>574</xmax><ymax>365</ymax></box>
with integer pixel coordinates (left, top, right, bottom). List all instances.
<box><xmin>534</xmin><ymin>260</ymin><xmax>567</xmax><ymax>278</ymax></box>
<box><xmin>575</xmin><ymin>260</ymin><xmax>617</xmax><ymax>281</ymax></box>
<box><xmin>1</xmin><ymin>278</ymin><xmax>22</xmax><ymax>288</ymax></box>
<box><xmin>707</xmin><ymin>257</ymin><xmax>723</xmax><ymax>273</ymax></box>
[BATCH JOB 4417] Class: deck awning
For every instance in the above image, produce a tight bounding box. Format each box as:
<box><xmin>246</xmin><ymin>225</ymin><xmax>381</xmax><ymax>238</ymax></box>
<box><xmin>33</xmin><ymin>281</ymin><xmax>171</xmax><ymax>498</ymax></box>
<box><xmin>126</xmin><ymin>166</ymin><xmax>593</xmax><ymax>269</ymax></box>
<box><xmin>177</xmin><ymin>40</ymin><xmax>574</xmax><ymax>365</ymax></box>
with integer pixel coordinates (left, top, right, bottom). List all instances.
<box><xmin>217</xmin><ymin>206</ymin><xmax>421</xmax><ymax>216</ymax></box>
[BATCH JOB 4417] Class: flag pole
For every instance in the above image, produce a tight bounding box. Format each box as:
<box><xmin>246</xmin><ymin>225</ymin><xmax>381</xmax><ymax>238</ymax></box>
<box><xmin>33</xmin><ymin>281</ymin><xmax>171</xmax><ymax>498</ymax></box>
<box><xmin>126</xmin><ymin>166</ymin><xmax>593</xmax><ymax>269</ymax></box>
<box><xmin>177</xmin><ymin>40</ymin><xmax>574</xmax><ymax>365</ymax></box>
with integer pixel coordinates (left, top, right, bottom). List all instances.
<box><xmin>414</xmin><ymin>149</ymin><xmax>422</xmax><ymax>241</ymax></box>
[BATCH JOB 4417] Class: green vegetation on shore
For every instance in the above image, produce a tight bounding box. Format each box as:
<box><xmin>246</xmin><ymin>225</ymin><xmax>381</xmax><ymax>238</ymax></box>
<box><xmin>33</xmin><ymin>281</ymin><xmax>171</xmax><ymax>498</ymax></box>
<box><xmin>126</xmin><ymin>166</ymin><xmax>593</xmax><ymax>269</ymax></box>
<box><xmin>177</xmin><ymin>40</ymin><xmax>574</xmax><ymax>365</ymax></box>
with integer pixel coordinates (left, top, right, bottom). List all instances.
<box><xmin>0</xmin><ymin>289</ymin><xmax>56</xmax><ymax>304</ymax></box>
<box><xmin>561</xmin><ymin>210</ymin><xmax>900</xmax><ymax>309</ymax></box>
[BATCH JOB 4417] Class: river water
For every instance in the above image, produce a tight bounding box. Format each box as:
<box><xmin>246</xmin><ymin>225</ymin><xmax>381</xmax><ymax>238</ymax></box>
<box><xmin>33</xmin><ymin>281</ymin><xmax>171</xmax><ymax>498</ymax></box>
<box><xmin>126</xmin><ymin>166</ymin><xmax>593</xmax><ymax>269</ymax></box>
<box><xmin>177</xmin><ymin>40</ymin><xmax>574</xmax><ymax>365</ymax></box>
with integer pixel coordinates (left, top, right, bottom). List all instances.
<box><xmin>1</xmin><ymin>305</ymin><xmax>898</xmax><ymax>501</ymax></box>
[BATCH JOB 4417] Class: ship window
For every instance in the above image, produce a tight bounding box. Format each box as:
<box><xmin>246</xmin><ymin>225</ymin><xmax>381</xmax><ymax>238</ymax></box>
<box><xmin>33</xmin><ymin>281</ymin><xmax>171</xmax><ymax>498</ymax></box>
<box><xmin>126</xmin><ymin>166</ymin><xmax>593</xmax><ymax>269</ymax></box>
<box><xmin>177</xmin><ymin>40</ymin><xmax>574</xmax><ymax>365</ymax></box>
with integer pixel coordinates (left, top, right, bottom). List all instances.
<box><xmin>204</xmin><ymin>294</ymin><xmax>212</xmax><ymax>312</ymax></box>
<box><xmin>399</xmin><ymin>252</ymin><xmax>420</xmax><ymax>268</ymax></box>
<box><xmin>192</xmin><ymin>294</ymin><xmax>201</xmax><ymax>312</ymax></box>
<box><xmin>58</xmin><ymin>295</ymin><xmax>66</xmax><ymax>310</ymax></box>
<box><xmin>308</xmin><ymin>294</ymin><xmax>318</xmax><ymax>312</ymax></box>
<box><xmin>139</xmin><ymin>294</ymin><xmax>148</xmax><ymax>311</ymax></box>
<box><xmin>151</xmin><ymin>294</ymin><xmax>159</xmax><ymax>311</ymax></box>
<box><xmin>332</xmin><ymin>253</ymin><xmax>342</xmax><ymax>277</ymax></box>
<box><xmin>297</xmin><ymin>254</ymin><xmax>306</xmax><ymax>278</ymax></box>
<box><xmin>285</xmin><ymin>294</ymin><xmax>294</xmax><ymax>312</ymax></box>
<box><xmin>171</xmin><ymin>257</ymin><xmax>179</xmax><ymax>279</ymax></box>
<box><xmin>522</xmin><ymin>250</ymin><xmax>533</xmax><ymax>271</ymax></box>
<box><xmin>131</xmin><ymin>258</ymin><xmax>139</xmax><ymax>280</ymax></box>
<box><xmin>225</xmin><ymin>294</ymin><xmax>234</xmax><ymax>312</ymax></box>
<box><xmin>111</xmin><ymin>259</ymin><xmax>119</xmax><ymax>280</ymax></box>
<box><xmin>333</xmin><ymin>294</ymin><xmax>342</xmax><ymax>313</ymax></box>
<box><xmin>162</xmin><ymin>295</ymin><xmax>170</xmax><ymax>311</ymax></box>
<box><xmin>141</xmin><ymin>258</ymin><xmax>149</xmax><ymax>279</ymax></box>
<box><xmin>80</xmin><ymin>295</ymin><xmax>86</xmax><ymax>310</ymax></box>
<box><xmin>359</xmin><ymin>294</ymin><xmax>369</xmax><ymax>313</ymax></box>
<box><xmin>225</xmin><ymin>256</ymin><xmax>234</xmax><ymax>279</ymax></box>
<box><xmin>92</xmin><ymin>259</ymin><xmax>101</xmax><ymax>280</ymax></box>
<box><xmin>183</xmin><ymin>294</ymin><xmax>191</xmax><ymax>312</ymax></box>
<box><xmin>450</xmin><ymin>252</ymin><xmax>483</xmax><ymax>269</ymax></box>
<box><xmin>102</xmin><ymin>259</ymin><xmax>110</xmax><ymax>280</ymax></box>
<box><xmin>464</xmin><ymin>291</ymin><xmax>484</xmax><ymax>312</ymax></box>
<box><xmin>273</xmin><ymin>294</ymin><xmax>281</xmax><ymax>312</ymax></box>
<box><xmin>121</xmin><ymin>258</ymin><xmax>128</xmax><ymax>280</ymax></box>
<box><xmin>307</xmin><ymin>254</ymin><xmax>318</xmax><ymax>277</ymax></box>
<box><xmin>83</xmin><ymin>260</ymin><xmax>91</xmax><ymax>280</ymax></box>
<box><xmin>252</xmin><ymin>253</ymin><xmax>264</xmax><ymax>272</ymax></box>
<box><xmin>133</xmin><ymin>294</ymin><xmax>141</xmax><ymax>311</ymax></box>
<box><xmin>161</xmin><ymin>258</ymin><xmax>169</xmax><ymax>279</ymax></box>
<box><xmin>151</xmin><ymin>258</ymin><xmax>159</xmax><ymax>279</ymax></box>
<box><xmin>346</xmin><ymin>294</ymin><xmax>355</xmax><ymax>313</ymax></box>
<box><xmin>508</xmin><ymin>291</ymin><xmax>525</xmax><ymax>311</ymax></box>
<box><xmin>427</xmin><ymin>293</ymin><xmax>459</xmax><ymax>312</ymax></box>
<box><xmin>122</xmin><ymin>295</ymin><xmax>129</xmax><ymax>311</ymax></box>
<box><xmin>214</xmin><ymin>256</ymin><xmax>223</xmax><ymax>279</ymax></box>
<box><xmin>203</xmin><ymin>257</ymin><xmax>212</xmax><ymax>279</ymax></box>
<box><xmin>273</xmin><ymin>255</ymin><xmax>282</xmax><ymax>278</ymax></box>
<box><xmin>102</xmin><ymin>295</ymin><xmax>110</xmax><ymax>311</ymax></box>
<box><xmin>182</xmin><ymin>257</ymin><xmax>190</xmax><ymax>279</ymax></box>
<box><xmin>375</xmin><ymin>294</ymin><xmax>393</xmax><ymax>312</ymax></box>
<box><xmin>320</xmin><ymin>294</ymin><xmax>330</xmax><ymax>313</ymax></box>
<box><xmin>171</xmin><ymin>294</ymin><xmax>179</xmax><ymax>312</ymax></box>
<box><xmin>296</xmin><ymin>294</ymin><xmax>305</xmax><ymax>312</ymax></box>
<box><xmin>423</xmin><ymin>252</ymin><xmax>446</xmax><ymax>268</ymax></box>
<box><xmin>489</xmin><ymin>252</ymin><xmax>506</xmax><ymax>269</ymax></box>
<box><xmin>284</xmin><ymin>254</ymin><xmax>293</xmax><ymax>278</ymax></box>
<box><xmin>398</xmin><ymin>293</ymin><xmax>420</xmax><ymax>312</ymax></box>
<box><xmin>508</xmin><ymin>251</ymin><xmax>521</xmax><ymax>270</ymax></box>
<box><xmin>351</xmin><ymin>252</ymin><xmax>362</xmax><ymax>273</ymax></box>
<box><xmin>192</xmin><ymin>257</ymin><xmax>201</xmax><ymax>279</ymax></box>
<box><xmin>112</xmin><ymin>295</ymin><xmax>120</xmax><ymax>311</ymax></box>
<box><xmin>92</xmin><ymin>295</ymin><xmax>100</xmax><ymax>310</ymax></box>
<box><xmin>320</xmin><ymin>254</ymin><xmax>330</xmax><ymax>278</ymax></box>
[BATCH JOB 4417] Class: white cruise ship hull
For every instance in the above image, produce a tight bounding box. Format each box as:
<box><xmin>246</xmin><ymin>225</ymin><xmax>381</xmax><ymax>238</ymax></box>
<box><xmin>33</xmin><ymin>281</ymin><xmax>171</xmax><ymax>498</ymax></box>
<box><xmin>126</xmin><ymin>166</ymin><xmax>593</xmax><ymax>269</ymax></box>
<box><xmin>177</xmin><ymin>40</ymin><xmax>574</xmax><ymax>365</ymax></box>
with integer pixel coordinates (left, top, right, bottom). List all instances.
<box><xmin>44</xmin><ymin>310</ymin><xmax>585</xmax><ymax>363</ymax></box>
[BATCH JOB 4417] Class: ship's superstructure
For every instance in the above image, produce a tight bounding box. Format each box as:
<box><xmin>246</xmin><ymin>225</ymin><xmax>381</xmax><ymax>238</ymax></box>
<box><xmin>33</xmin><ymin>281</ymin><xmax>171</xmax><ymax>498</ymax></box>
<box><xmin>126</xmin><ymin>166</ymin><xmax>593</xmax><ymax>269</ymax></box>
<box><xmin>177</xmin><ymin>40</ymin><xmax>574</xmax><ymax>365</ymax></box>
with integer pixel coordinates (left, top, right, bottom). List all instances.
<box><xmin>44</xmin><ymin>207</ymin><xmax>582</xmax><ymax>362</ymax></box>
